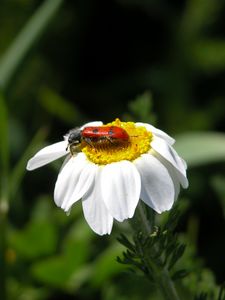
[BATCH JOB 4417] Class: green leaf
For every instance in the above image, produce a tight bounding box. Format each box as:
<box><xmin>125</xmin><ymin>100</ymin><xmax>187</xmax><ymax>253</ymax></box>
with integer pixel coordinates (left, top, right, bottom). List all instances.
<box><xmin>211</xmin><ymin>176</ymin><xmax>225</xmax><ymax>217</ymax></box>
<box><xmin>192</xmin><ymin>39</ymin><xmax>225</xmax><ymax>72</ymax></box>
<box><xmin>172</xmin><ymin>269</ymin><xmax>189</xmax><ymax>281</ymax></box>
<box><xmin>91</xmin><ymin>243</ymin><xmax>126</xmax><ymax>287</ymax></box>
<box><xmin>32</xmin><ymin>255</ymin><xmax>74</xmax><ymax>288</ymax></box>
<box><xmin>38</xmin><ymin>87</ymin><xmax>82</xmax><ymax>124</ymax></box>
<box><xmin>174</xmin><ymin>132</ymin><xmax>225</xmax><ymax>167</ymax></box>
<box><xmin>10</xmin><ymin>127</ymin><xmax>48</xmax><ymax>199</ymax></box>
<box><xmin>117</xmin><ymin>234</ymin><xmax>136</xmax><ymax>252</ymax></box>
<box><xmin>0</xmin><ymin>0</ymin><xmax>63</xmax><ymax>90</ymax></box>
<box><xmin>218</xmin><ymin>284</ymin><xmax>225</xmax><ymax>300</ymax></box>
<box><xmin>194</xmin><ymin>292</ymin><xmax>208</xmax><ymax>300</ymax></box>
<box><xmin>9</xmin><ymin>219</ymin><xmax>57</xmax><ymax>259</ymax></box>
<box><xmin>31</xmin><ymin>220</ymin><xmax>94</xmax><ymax>288</ymax></box>
<box><xmin>125</xmin><ymin>91</ymin><xmax>156</xmax><ymax>124</ymax></box>
<box><xmin>180</xmin><ymin>0</ymin><xmax>222</xmax><ymax>39</ymax></box>
<box><xmin>0</xmin><ymin>93</ymin><xmax>9</xmax><ymax>206</ymax></box>
<box><xmin>0</xmin><ymin>93</ymin><xmax>9</xmax><ymax>171</ymax></box>
<box><xmin>63</xmin><ymin>220</ymin><xmax>94</xmax><ymax>263</ymax></box>
<box><xmin>168</xmin><ymin>244</ymin><xmax>186</xmax><ymax>270</ymax></box>
<box><xmin>8</xmin><ymin>278</ymin><xmax>49</xmax><ymax>300</ymax></box>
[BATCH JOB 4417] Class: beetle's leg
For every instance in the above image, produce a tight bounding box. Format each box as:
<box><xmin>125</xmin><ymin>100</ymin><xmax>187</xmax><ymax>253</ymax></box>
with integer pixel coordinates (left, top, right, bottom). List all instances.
<box><xmin>84</xmin><ymin>137</ymin><xmax>93</xmax><ymax>147</ymax></box>
<box><xmin>105</xmin><ymin>136</ymin><xmax>114</xmax><ymax>144</ymax></box>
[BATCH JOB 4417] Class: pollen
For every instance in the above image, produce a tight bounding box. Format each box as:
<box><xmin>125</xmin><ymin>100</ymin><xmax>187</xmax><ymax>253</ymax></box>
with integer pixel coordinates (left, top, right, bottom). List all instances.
<box><xmin>81</xmin><ymin>119</ymin><xmax>152</xmax><ymax>165</ymax></box>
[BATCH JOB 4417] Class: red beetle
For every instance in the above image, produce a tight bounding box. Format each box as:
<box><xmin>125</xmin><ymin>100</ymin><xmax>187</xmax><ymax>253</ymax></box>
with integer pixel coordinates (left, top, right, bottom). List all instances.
<box><xmin>82</xmin><ymin>126</ymin><xmax>129</xmax><ymax>142</ymax></box>
<box><xmin>67</xmin><ymin>125</ymin><xmax>129</xmax><ymax>150</ymax></box>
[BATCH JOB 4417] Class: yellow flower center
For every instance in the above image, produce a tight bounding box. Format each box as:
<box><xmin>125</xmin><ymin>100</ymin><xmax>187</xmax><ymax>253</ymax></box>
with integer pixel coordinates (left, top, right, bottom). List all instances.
<box><xmin>81</xmin><ymin>119</ymin><xmax>152</xmax><ymax>165</ymax></box>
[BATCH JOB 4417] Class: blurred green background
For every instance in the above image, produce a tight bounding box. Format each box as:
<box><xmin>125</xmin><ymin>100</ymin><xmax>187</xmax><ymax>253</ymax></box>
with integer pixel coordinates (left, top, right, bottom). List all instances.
<box><xmin>0</xmin><ymin>0</ymin><xmax>225</xmax><ymax>299</ymax></box>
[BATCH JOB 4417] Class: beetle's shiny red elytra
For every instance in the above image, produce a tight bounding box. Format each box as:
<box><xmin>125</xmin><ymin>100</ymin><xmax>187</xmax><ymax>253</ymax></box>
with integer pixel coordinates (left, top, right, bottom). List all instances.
<box><xmin>82</xmin><ymin>126</ymin><xmax>129</xmax><ymax>141</ymax></box>
<box><xmin>67</xmin><ymin>125</ymin><xmax>129</xmax><ymax>151</ymax></box>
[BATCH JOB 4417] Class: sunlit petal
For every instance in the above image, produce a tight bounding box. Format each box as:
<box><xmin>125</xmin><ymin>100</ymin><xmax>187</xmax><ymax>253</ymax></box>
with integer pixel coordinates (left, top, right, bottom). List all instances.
<box><xmin>82</xmin><ymin>169</ymin><xmax>113</xmax><ymax>235</ymax></box>
<box><xmin>151</xmin><ymin>136</ymin><xmax>188</xmax><ymax>188</ymax></box>
<box><xmin>101</xmin><ymin>161</ymin><xmax>141</xmax><ymax>222</ymax></box>
<box><xmin>136</xmin><ymin>122</ymin><xmax>175</xmax><ymax>145</ymax></box>
<box><xmin>155</xmin><ymin>152</ymin><xmax>186</xmax><ymax>198</ymax></box>
<box><xmin>54</xmin><ymin>153</ymin><xmax>96</xmax><ymax>211</ymax></box>
<box><xmin>135</xmin><ymin>154</ymin><xmax>175</xmax><ymax>213</ymax></box>
<box><xmin>26</xmin><ymin>141</ymin><xmax>68</xmax><ymax>170</ymax></box>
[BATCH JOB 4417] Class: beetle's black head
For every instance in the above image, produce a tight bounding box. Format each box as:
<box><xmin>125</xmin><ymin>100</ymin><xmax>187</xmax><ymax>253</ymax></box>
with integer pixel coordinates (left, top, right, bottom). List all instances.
<box><xmin>68</xmin><ymin>128</ymin><xmax>82</xmax><ymax>144</ymax></box>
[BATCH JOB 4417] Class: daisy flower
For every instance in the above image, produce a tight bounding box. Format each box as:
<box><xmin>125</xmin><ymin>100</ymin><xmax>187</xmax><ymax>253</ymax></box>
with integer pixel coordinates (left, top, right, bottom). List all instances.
<box><xmin>26</xmin><ymin>119</ymin><xmax>188</xmax><ymax>235</ymax></box>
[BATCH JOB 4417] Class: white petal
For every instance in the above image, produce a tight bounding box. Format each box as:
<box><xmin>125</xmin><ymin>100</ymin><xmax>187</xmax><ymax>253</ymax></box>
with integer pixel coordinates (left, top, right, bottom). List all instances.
<box><xmin>26</xmin><ymin>141</ymin><xmax>68</xmax><ymax>170</ymax></box>
<box><xmin>54</xmin><ymin>153</ymin><xmax>96</xmax><ymax>211</ymax></box>
<box><xmin>135</xmin><ymin>154</ymin><xmax>175</xmax><ymax>213</ymax></box>
<box><xmin>181</xmin><ymin>157</ymin><xmax>187</xmax><ymax>170</ymax></box>
<box><xmin>82</xmin><ymin>169</ymin><xmax>113</xmax><ymax>235</ymax></box>
<box><xmin>81</xmin><ymin>121</ymin><xmax>103</xmax><ymax>129</ymax></box>
<box><xmin>155</xmin><ymin>154</ymin><xmax>181</xmax><ymax>201</ymax></box>
<box><xmin>155</xmin><ymin>152</ymin><xmax>187</xmax><ymax>193</ymax></box>
<box><xmin>168</xmin><ymin>166</ymin><xmax>180</xmax><ymax>201</ymax></box>
<box><xmin>136</xmin><ymin>122</ymin><xmax>175</xmax><ymax>145</ymax></box>
<box><xmin>101</xmin><ymin>161</ymin><xmax>141</xmax><ymax>222</ymax></box>
<box><xmin>151</xmin><ymin>136</ymin><xmax>188</xmax><ymax>188</ymax></box>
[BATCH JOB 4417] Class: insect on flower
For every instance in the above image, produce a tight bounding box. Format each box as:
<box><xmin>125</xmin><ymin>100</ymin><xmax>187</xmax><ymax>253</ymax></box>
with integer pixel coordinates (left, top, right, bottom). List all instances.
<box><xmin>67</xmin><ymin>125</ymin><xmax>130</xmax><ymax>154</ymax></box>
<box><xmin>26</xmin><ymin>119</ymin><xmax>188</xmax><ymax>235</ymax></box>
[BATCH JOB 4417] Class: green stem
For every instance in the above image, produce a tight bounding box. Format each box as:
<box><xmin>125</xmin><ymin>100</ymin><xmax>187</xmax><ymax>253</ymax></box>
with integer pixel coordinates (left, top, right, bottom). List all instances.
<box><xmin>132</xmin><ymin>202</ymin><xmax>180</xmax><ymax>300</ymax></box>
<box><xmin>0</xmin><ymin>146</ymin><xmax>9</xmax><ymax>300</ymax></box>
<box><xmin>0</xmin><ymin>0</ymin><xmax>64</xmax><ymax>91</ymax></box>
<box><xmin>0</xmin><ymin>190</ymin><xmax>8</xmax><ymax>300</ymax></box>
<box><xmin>0</xmin><ymin>92</ymin><xmax>9</xmax><ymax>300</ymax></box>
